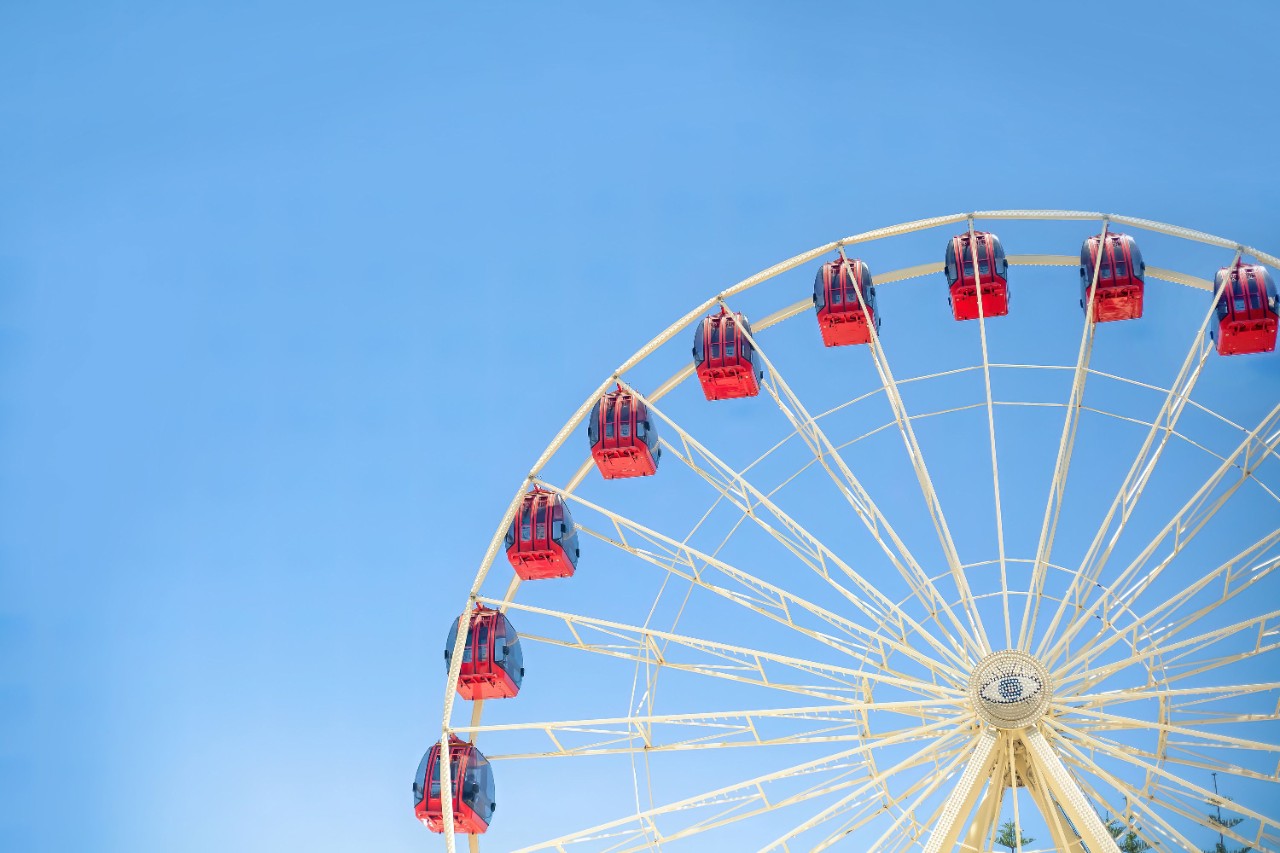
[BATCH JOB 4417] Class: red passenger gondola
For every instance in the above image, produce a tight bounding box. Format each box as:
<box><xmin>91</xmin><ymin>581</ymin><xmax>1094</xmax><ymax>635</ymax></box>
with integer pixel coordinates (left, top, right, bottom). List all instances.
<box><xmin>1211</xmin><ymin>261</ymin><xmax>1278</xmax><ymax>356</ymax></box>
<box><xmin>589</xmin><ymin>385</ymin><xmax>661</xmax><ymax>479</ymax></box>
<box><xmin>1080</xmin><ymin>232</ymin><xmax>1145</xmax><ymax>322</ymax></box>
<box><xmin>944</xmin><ymin>231</ymin><xmax>1009</xmax><ymax>321</ymax></box>
<box><xmin>693</xmin><ymin>308</ymin><xmax>763</xmax><ymax>400</ymax></box>
<box><xmin>505</xmin><ymin>487</ymin><xmax>579</xmax><ymax>580</ymax></box>
<box><xmin>413</xmin><ymin>736</ymin><xmax>496</xmax><ymax>834</ymax></box>
<box><xmin>445</xmin><ymin>604</ymin><xmax>525</xmax><ymax>700</ymax></box>
<box><xmin>813</xmin><ymin>257</ymin><xmax>881</xmax><ymax>346</ymax></box>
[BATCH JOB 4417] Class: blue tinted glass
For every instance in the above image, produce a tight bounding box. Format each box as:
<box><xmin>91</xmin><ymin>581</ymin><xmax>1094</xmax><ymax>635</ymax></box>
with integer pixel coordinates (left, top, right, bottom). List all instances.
<box><xmin>414</xmin><ymin>752</ymin><xmax>430</xmax><ymax>804</ymax></box>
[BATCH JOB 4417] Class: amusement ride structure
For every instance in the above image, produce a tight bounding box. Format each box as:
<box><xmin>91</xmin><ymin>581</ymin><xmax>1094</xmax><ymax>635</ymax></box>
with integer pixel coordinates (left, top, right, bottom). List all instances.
<box><xmin>415</xmin><ymin>211</ymin><xmax>1280</xmax><ymax>852</ymax></box>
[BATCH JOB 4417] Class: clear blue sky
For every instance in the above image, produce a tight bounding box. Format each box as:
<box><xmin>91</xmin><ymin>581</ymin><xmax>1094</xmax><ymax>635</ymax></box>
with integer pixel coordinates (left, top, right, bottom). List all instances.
<box><xmin>2</xmin><ymin>2</ymin><xmax>1278</xmax><ymax>850</ymax></box>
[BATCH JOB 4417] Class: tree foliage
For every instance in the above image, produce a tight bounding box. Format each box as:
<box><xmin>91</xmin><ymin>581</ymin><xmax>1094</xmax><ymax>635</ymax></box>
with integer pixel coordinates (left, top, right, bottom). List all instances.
<box><xmin>994</xmin><ymin>819</ymin><xmax>1035</xmax><ymax>852</ymax></box>
<box><xmin>1203</xmin><ymin>796</ymin><xmax>1251</xmax><ymax>853</ymax></box>
<box><xmin>1105</xmin><ymin>816</ymin><xmax>1152</xmax><ymax>853</ymax></box>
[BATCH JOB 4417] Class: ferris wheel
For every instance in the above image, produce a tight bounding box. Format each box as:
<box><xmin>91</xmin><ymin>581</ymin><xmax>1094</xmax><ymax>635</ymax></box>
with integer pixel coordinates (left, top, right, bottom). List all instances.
<box><xmin>415</xmin><ymin>211</ymin><xmax>1280</xmax><ymax>852</ymax></box>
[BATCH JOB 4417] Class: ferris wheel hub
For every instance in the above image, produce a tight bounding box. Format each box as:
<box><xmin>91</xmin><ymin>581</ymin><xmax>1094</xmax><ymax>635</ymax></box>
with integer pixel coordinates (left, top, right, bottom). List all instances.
<box><xmin>968</xmin><ymin>649</ymin><xmax>1054</xmax><ymax>729</ymax></box>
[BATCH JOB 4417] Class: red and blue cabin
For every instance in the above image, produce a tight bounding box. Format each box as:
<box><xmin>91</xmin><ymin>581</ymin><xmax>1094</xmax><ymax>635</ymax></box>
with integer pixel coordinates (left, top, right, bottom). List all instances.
<box><xmin>505</xmin><ymin>488</ymin><xmax>579</xmax><ymax>580</ymax></box>
<box><xmin>1211</xmin><ymin>262</ymin><xmax>1278</xmax><ymax>356</ymax></box>
<box><xmin>693</xmin><ymin>308</ymin><xmax>763</xmax><ymax>400</ymax></box>
<box><xmin>445</xmin><ymin>604</ymin><xmax>525</xmax><ymax>700</ymax></box>
<box><xmin>944</xmin><ymin>231</ymin><xmax>1009</xmax><ymax>321</ymax></box>
<box><xmin>1080</xmin><ymin>232</ymin><xmax>1145</xmax><ymax>322</ymax></box>
<box><xmin>813</xmin><ymin>257</ymin><xmax>881</xmax><ymax>346</ymax></box>
<box><xmin>589</xmin><ymin>386</ymin><xmax>661</xmax><ymax>479</ymax></box>
<box><xmin>413</xmin><ymin>736</ymin><xmax>495</xmax><ymax>834</ymax></box>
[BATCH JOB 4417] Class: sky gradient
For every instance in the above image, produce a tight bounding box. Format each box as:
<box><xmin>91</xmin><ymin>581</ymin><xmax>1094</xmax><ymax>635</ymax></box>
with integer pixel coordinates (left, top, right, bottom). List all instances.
<box><xmin>2</xmin><ymin>2</ymin><xmax>1278</xmax><ymax>850</ymax></box>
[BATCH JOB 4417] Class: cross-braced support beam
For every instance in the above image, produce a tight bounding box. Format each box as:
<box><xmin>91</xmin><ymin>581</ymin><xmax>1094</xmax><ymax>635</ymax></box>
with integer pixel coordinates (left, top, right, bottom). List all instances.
<box><xmin>922</xmin><ymin>727</ymin><xmax>998</xmax><ymax>853</ymax></box>
<box><xmin>1022</xmin><ymin>725</ymin><xmax>1119</xmax><ymax>851</ymax></box>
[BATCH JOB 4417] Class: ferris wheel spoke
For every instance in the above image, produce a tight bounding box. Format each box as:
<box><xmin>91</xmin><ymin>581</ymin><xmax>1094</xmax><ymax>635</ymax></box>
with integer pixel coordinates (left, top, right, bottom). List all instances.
<box><xmin>1057</xmin><ymin>607</ymin><xmax>1280</xmax><ymax>696</ymax></box>
<box><xmin>653</xmin><ymin>434</ymin><xmax>967</xmax><ymax>675</ymax></box>
<box><xmin>609</xmin><ymin>747</ymin><xmax>933</xmax><ymax>853</ymax></box>
<box><xmin>1018</xmin><ymin>221</ymin><xmax>1108</xmax><ymax>652</ymax></box>
<box><xmin>1066</xmin><ymin>531</ymin><xmax>1280</xmax><ymax>671</ymax></box>
<box><xmin>487</xmin><ymin>597</ymin><xmax>966</xmax><ymax>704</ymax></box>
<box><xmin>756</xmin><ymin>730</ymin><xmax>972</xmax><ymax>853</ymax></box>
<box><xmin>1048</xmin><ymin>721</ymin><xmax>1277</xmax><ymax>842</ymax></box>
<box><xmin>1066</xmin><ymin>681</ymin><xmax>1280</xmax><ymax>716</ymax></box>
<box><xmin>838</xmin><ymin>245</ymin><xmax>993</xmax><ymax>657</ymax></box>
<box><xmin>865</xmin><ymin>730</ymin><xmax>978</xmax><ymax>853</ymax></box>
<box><xmin>542</xmin><ymin>484</ymin><xmax>967</xmax><ymax>685</ymax></box>
<box><xmin>635</xmin><ymin>727</ymin><xmax>969</xmax><ymax>853</ymax></box>
<box><xmin>1016</xmin><ymin>724</ymin><xmax>1137</xmax><ymax>852</ymax></box>
<box><xmin>452</xmin><ymin>701</ymin><xmax>960</xmax><ymax>761</ymax></box>
<box><xmin>1035</xmin><ymin>292</ymin><xmax>1222</xmax><ymax>662</ymax></box>
<box><xmin>508</xmin><ymin>713</ymin><xmax>968</xmax><ymax>853</ymax></box>
<box><xmin>612</xmin><ymin>769</ymin><xmax>868</xmax><ymax>853</ymax></box>
<box><xmin>1051</xmin><ymin>703</ymin><xmax>1280</xmax><ymax>756</ymax></box>
<box><xmin>632</xmin><ymin>390</ymin><xmax>972</xmax><ymax>674</ymax></box>
<box><xmin>1047</xmin><ymin>749</ymin><xmax>1165</xmax><ymax>853</ymax></box>
<box><xmin>728</xmin><ymin>312</ymin><xmax>983</xmax><ymax>663</ymax></box>
<box><xmin>1015</xmin><ymin>745</ymin><xmax>1084</xmax><ymax>853</ymax></box>
<box><xmin>1043</xmin><ymin>399</ymin><xmax>1280</xmax><ymax>672</ymax></box>
<box><xmin>1067</xmin><ymin>723</ymin><xmax>1280</xmax><ymax>785</ymax></box>
<box><xmin>819</xmin><ymin>740</ymin><xmax>976</xmax><ymax>853</ymax></box>
<box><xmin>574</xmin><ymin>517</ymin><xmax>878</xmax><ymax>666</ymax></box>
<box><xmin>1048</xmin><ymin>539</ymin><xmax>1280</xmax><ymax>692</ymax></box>
<box><xmin>955</xmin><ymin>220</ymin><xmax>1016</xmax><ymax>652</ymax></box>
<box><xmin>1142</xmin><ymin>786</ymin><xmax>1270</xmax><ymax>853</ymax></box>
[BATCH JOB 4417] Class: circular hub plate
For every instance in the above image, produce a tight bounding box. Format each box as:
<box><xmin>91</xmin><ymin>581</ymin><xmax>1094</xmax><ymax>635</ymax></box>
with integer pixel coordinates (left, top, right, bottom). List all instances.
<box><xmin>968</xmin><ymin>650</ymin><xmax>1053</xmax><ymax>729</ymax></box>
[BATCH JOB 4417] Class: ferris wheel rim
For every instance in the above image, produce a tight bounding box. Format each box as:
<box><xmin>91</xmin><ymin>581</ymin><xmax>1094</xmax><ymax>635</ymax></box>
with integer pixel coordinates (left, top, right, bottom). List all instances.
<box><xmin>434</xmin><ymin>211</ymin><xmax>1280</xmax><ymax>852</ymax></box>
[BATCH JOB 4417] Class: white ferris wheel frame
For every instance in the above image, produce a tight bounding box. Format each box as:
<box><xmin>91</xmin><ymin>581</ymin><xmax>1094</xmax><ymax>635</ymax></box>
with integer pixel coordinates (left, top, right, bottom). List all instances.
<box><xmin>433</xmin><ymin>210</ymin><xmax>1280</xmax><ymax>853</ymax></box>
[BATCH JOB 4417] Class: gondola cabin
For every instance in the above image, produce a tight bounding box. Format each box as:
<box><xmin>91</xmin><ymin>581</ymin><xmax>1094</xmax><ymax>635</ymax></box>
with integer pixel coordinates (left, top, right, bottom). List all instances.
<box><xmin>445</xmin><ymin>605</ymin><xmax>525</xmax><ymax>700</ymax></box>
<box><xmin>1211</xmin><ymin>262</ymin><xmax>1278</xmax><ymax>356</ymax></box>
<box><xmin>589</xmin><ymin>386</ymin><xmax>661</xmax><ymax>479</ymax></box>
<box><xmin>413</xmin><ymin>737</ymin><xmax>495</xmax><ymax>834</ymax></box>
<box><xmin>505</xmin><ymin>488</ymin><xmax>579</xmax><ymax>580</ymax></box>
<box><xmin>944</xmin><ymin>231</ymin><xmax>1009</xmax><ymax>321</ymax></box>
<box><xmin>693</xmin><ymin>308</ymin><xmax>763</xmax><ymax>400</ymax></box>
<box><xmin>813</xmin><ymin>257</ymin><xmax>881</xmax><ymax>346</ymax></box>
<box><xmin>1080</xmin><ymin>232</ymin><xmax>1145</xmax><ymax>322</ymax></box>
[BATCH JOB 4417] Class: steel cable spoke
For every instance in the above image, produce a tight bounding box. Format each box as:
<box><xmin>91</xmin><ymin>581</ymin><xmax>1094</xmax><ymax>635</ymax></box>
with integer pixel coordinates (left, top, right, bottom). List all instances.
<box><xmin>1046</xmin><ymin>722</ymin><xmax>1201</xmax><ymax>850</ymax></box>
<box><xmin>1044</xmin><ymin>399</ymin><xmax>1280</xmax><ymax>671</ymax></box>
<box><xmin>1019</xmin><ymin>220</ymin><xmax>1107</xmax><ymax>652</ymax></box>
<box><xmin>538</xmin><ymin>483</ymin><xmax>966</xmax><ymax>686</ymax></box>
<box><xmin>756</xmin><ymin>730</ymin><xmax>972</xmax><ymax>852</ymax></box>
<box><xmin>865</xmin><ymin>732</ymin><xmax>979</xmax><ymax>853</ymax></box>
<box><xmin>959</xmin><ymin>219</ymin><xmax>1013</xmax><ymax>652</ymax></box>
<box><xmin>1034</xmin><ymin>284</ymin><xmax>1225</xmax><ymax>663</ymax></box>
<box><xmin>730</xmin><ymin>301</ymin><xmax>983</xmax><ymax>662</ymax></box>
<box><xmin>632</xmin><ymin>388</ymin><xmax>972</xmax><ymax>673</ymax></box>
<box><xmin>1048</xmin><ymin>721</ymin><xmax>1277</xmax><ymax>839</ymax></box>
<box><xmin>1055</xmin><ymin>533</ymin><xmax>1280</xmax><ymax>686</ymax></box>
<box><xmin>840</xmin><ymin>243</ymin><xmax>992</xmax><ymax>657</ymax></box>
<box><xmin>507</xmin><ymin>713</ymin><xmax>969</xmax><ymax>852</ymax></box>
<box><xmin>488</xmin><ymin>597</ymin><xmax>965</xmax><ymax>703</ymax></box>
